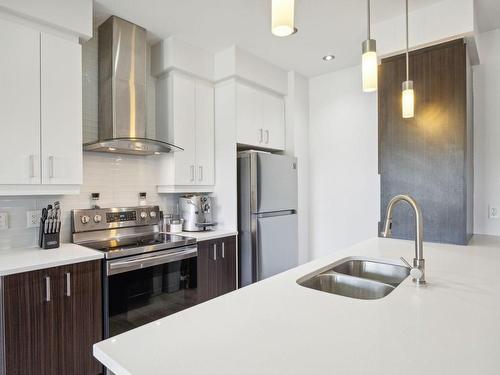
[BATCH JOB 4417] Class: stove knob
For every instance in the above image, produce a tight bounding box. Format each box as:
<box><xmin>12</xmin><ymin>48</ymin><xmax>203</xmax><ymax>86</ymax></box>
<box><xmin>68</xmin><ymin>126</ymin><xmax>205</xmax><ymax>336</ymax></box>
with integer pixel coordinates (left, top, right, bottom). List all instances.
<box><xmin>140</xmin><ymin>211</ymin><xmax>147</xmax><ymax>219</ymax></box>
<box><xmin>150</xmin><ymin>211</ymin><xmax>157</xmax><ymax>218</ymax></box>
<box><xmin>93</xmin><ymin>214</ymin><xmax>102</xmax><ymax>223</ymax></box>
<box><xmin>81</xmin><ymin>215</ymin><xmax>90</xmax><ymax>224</ymax></box>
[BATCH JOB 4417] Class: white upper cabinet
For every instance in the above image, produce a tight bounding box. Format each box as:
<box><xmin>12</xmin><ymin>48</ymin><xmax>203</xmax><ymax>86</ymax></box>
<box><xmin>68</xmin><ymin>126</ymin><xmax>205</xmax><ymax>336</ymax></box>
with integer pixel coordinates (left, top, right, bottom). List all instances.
<box><xmin>0</xmin><ymin>19</ymin><xmax>41</xmax><ymax>185</ymax></box>
<box><xmin>195</xmin><ymin>81</ymin><xmax>215</xmax><ymax>186</ymax></box>
<box><xmin>171</xmin><ymin>73</ymin><xmax>197</xmax><ymax>186</ymax></box>
<box><xmin>261</xmin><ymin>90</ymin><xmax>285</xmax><ymax>150</ymax></box>
<box><xmin>157</xmin><ymin>72</ymin><xmax>215</xmax><ymax>192</ymax></box>
<box><xmin>0</xmin><ymin>18</ymin><xmax>82</xmax><ymax>195</ymax></box>
<box><xmin>41</xmin><ymin>32</ymin><xmax>82</xmax><ymax>185</ymax></box>
<box><xmin>235</xmin><ymin>82</ymin><xmax>285</xmax><ymax>151</ymax></box>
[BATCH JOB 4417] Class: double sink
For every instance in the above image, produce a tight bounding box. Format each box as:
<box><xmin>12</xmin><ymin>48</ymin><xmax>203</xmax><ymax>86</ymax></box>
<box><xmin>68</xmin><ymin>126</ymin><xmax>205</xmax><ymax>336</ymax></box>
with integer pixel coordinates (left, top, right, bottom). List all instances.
<box><xmin>297</xmin><ymin>257</ymin><xmax>410</xmax><ymax>300</ymax></box>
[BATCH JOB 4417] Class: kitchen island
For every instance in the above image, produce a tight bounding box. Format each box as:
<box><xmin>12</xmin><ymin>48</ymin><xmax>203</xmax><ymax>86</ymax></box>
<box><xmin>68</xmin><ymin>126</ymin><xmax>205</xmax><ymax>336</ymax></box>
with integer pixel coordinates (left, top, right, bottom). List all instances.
<box><xmin>93</xmin><ymin>235</ymin><xmax>500</xmax><ymax>375</ymax></box>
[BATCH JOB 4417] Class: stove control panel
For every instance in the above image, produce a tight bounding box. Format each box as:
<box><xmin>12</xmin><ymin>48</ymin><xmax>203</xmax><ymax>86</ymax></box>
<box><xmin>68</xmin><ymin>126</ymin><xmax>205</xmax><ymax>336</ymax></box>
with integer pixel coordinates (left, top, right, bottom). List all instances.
<box><xmin>72</xmin><ymin>206</ymin><xmax>161</xmax><ymax>233</ymax></box>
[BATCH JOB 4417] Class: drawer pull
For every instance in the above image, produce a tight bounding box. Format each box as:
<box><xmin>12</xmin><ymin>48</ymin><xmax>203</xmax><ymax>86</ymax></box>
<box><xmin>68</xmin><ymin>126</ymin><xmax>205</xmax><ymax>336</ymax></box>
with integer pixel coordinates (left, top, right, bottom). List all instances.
<box><xmin>65</xmin><ymin>272</ymin><xmax>71</xmax><ymax>297</ymax></box>
<box><xmin>45</xmin><ymin>276</ymin><xmax>51</xmax><ymax>302</ymax></box>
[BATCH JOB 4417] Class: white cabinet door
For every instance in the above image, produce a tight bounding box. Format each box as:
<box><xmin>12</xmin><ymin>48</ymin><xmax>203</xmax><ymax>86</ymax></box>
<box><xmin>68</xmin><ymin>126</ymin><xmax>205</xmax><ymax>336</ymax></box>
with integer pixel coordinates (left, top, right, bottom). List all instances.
<box><xmin>0</xmin><ymin>19</ymin><xmax>41</xmax><ymax>184</ymax></box>
<box><xmin>195</xmin><ymin>81</ymin><xmax>215</xmax><ymax>185</ymax></box>
<box><xmin>236</xmin><ymin>83</ymin><xmax>262</xmax><ymax>147</ymax></box>
<box><xmin>235</xmin><ymin>82</ymin><xmax>285</xmax><ymax>150</ymax></box>
<box><xmin>171</xmin><ymin>74</ymin><xmax>196</xmax><ymax>185</ymax></box>
<box><xmin>262</xmin><ymin>91</ymin><xmax>285</xmax><ymax>150</ymax></box>
<box><xmin>41</xmin><ymin>33</ymin><xmax>82</xmax><ymax>185</ymax></box>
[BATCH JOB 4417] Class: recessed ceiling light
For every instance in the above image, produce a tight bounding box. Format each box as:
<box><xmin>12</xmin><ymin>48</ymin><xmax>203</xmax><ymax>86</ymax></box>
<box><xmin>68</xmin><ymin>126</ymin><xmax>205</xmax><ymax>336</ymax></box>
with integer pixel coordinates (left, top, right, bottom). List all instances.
<box><xmin>323</xmin><ymin>55</ymin><xmax>335</xmax><ymax>61</ymax></box>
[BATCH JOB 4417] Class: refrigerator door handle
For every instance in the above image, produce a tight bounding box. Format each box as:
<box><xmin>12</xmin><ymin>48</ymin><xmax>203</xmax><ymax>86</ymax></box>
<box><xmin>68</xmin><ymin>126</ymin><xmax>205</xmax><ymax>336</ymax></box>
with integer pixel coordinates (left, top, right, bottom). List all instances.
<box><xmin>254</xmin><ymin>210</ymin><xmax>296</xmax><ymax>218</ymax></box>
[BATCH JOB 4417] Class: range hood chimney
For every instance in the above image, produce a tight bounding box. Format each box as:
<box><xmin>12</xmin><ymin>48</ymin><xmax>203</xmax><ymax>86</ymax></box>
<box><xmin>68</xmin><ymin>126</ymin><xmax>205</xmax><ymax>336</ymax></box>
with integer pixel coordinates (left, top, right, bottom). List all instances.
<box><xmin>84</xmin><ymin>16</ymin><xmax>182</xmax><ymax>155</ymax></box>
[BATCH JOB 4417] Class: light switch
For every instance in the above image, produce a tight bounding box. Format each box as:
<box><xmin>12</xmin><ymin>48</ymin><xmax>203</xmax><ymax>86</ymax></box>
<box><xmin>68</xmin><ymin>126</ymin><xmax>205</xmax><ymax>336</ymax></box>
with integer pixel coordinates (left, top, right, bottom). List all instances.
<box><xmin>0</xmin><ymin>212</ymin><xmax>8</xmax><ymax>230</ymax></box>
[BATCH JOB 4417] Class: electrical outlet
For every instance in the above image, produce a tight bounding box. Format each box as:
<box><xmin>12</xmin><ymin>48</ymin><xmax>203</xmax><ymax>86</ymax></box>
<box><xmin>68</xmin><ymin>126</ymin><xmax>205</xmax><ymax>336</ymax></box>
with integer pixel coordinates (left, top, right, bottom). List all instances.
<box><xmin>27</xmin><ymin>210</ymin><xmax>41</xmax><ymax>228</ymax></box>
<box><xmin>0</xmin><ymin>212</ymin><xmax>8</xmax><ymax>230</ymax></box>
<box><xmin>488</xmin><ymin>205</ymin><xmax>499</xmax><ymax>219</ymax></box>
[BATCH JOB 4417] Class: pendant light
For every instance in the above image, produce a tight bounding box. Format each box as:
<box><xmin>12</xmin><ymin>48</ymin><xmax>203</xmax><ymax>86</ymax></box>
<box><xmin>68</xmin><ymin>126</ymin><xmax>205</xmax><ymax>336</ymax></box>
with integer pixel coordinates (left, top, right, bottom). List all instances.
<box><xmin>362</xmin><ymin>0</ymin><xmax>378</xmax><ymax>92</ymax></box>
<box><xmin>402</xmin><ymin>0</ymin><xmax>414</xmax><ymax>118</ymax></box>
<box><xmin>272</xmin><ymin>0</ymin><xmax>295</xmax><ymax>37</ymax></box>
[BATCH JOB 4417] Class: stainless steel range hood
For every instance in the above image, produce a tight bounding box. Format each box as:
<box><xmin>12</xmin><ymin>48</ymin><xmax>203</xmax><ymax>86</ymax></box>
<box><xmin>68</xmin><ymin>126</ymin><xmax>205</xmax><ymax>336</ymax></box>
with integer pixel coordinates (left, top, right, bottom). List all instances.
<box><xmin>84</xmin><ymin>16</ymin><xmax>182</xmax><ymax>155</ymax></box>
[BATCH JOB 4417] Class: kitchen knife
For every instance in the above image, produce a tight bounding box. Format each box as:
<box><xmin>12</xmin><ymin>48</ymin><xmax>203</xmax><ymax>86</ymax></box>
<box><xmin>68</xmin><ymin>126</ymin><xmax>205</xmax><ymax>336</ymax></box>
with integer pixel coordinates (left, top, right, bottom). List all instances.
<box><xmin>45</xmin><ymin>208</ymin><xmax>51</xmax><ymax>234</ymax></box>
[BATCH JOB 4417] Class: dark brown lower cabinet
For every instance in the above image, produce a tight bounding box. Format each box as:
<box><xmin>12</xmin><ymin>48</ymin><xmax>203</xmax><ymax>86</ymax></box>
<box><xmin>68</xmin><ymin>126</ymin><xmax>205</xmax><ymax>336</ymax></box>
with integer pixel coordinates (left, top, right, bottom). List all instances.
<box><xmin>1</xmin><ymin>260</ymin><xmax>102</xmax><ymax>375</ymax></box>
<box><xmin>197</xmin><ymin>236</ymin><xmax>237</xmax><ymax>303</ymax></box>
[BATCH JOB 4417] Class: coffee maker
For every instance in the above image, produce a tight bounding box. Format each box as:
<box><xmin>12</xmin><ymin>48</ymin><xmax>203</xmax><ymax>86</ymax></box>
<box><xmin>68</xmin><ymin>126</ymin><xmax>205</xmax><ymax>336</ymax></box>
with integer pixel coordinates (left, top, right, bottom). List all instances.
<box><xmin>178</xmin><ymin>194</ymin><xmax>217</xmax><ymax>232</ymax></box>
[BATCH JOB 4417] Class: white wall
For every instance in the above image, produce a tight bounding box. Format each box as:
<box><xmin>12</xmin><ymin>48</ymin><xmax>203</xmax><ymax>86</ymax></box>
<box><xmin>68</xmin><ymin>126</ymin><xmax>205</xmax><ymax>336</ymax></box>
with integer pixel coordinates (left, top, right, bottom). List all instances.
<box><xmin>214</xmin><ymin>80</ymin><xmax>238</xmax><ymax>231</ymax></box>
<box><xmin>373</xmin><ymin>0</ymin><xmax>475</xmax><ymax>58</ymax></box>
<box><xmin>473</xmin><ymin>28</ymin><xmax>500</xmax><ymax>235</ymax></box>
<box><xmin>285</xmin><ymin>72</ymin><xmax>310</xmax><ymax>263</ymax></box>
<box><xmin>308</xmin><ymin>65</ymin><xmax>379</xmax><ymax>259</ymax></box>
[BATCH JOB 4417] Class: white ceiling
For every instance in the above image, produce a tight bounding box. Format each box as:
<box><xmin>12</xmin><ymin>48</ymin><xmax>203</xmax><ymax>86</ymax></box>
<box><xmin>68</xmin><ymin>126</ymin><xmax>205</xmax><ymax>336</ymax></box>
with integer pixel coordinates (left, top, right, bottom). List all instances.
<box><xmin>94</xmin><ymin>0</ymin><xmax>494</xmax><ymax>77</ymax></box>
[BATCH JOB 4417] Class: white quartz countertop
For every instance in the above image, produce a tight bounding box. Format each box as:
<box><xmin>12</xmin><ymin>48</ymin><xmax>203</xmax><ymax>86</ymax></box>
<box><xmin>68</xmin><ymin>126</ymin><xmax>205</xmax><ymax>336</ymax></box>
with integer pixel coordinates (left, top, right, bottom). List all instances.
<box><xmin>93</xmin><ymin>235</ymin><xmax>500</xmax><ymax>375</ymax></box>
<box><xmin>0</xmin><ymin>243</ymin><xmax>104</xmax><ymax>276</ymax></box>
<box><xmin>169</xmin><ymin>229</ymin><xmax>238</xmax><ymax>241</ymax></box>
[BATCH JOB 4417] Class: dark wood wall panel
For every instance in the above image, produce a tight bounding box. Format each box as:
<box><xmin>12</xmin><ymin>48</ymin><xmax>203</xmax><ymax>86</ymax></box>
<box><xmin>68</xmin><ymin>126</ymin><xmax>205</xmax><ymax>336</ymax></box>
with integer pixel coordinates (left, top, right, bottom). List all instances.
<box><xmin>378</xmin><ymin>39</ymin><xmax>473</xmax><ymax>245</ymax></box>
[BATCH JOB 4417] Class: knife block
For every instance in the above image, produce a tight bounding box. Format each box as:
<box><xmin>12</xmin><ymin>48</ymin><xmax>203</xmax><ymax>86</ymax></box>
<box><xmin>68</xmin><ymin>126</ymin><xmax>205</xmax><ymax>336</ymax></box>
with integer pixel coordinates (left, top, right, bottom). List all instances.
<box><xmin>38</xmin><ymin>221</ymin><xmax>60</xmax><ymax>249</ymax></box>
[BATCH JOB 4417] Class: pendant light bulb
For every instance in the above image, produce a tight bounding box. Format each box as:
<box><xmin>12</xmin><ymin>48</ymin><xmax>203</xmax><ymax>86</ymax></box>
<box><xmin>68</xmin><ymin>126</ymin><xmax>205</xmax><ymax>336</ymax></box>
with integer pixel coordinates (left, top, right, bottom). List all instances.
<box><xmin>362</xmin><ymin>40</ymin><xmax>378</xmax><ymax>92</ymax></box>
<box><xmin>362</xmin><ymin>0</ymin><xmax>378</xmax><ymax>92</ymax></box>
<box><xmin>402</xmin><ymin>0</ymin><xmax>414</xmax><ymax>118</ymax></box>
<box><xmin>272</xmin><ymin>0</ymin><xmax>295</xmax><ymax>37</ymax></box>
<box><xmin>402</xmin><ymin>80</ymin><xmax>414</xmax><ymax>118</ymax></box>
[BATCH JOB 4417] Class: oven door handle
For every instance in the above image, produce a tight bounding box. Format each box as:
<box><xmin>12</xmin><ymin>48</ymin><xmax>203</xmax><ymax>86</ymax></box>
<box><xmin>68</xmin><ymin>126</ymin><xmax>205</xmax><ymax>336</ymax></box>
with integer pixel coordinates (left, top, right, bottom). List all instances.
<box><xmin>107</xmin><ymin>246</ymin><xmax>198</xmax><ymax>275</ymax></box>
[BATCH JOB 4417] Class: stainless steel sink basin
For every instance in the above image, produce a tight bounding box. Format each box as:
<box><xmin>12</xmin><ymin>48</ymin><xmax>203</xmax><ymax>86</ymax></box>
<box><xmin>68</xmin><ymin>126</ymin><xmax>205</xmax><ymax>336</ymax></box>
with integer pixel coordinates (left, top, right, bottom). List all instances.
<box><xmin>297</xmin><ymin>257</ymin><xmax>410</xmax><ymax>300</ymax></box>
<box><xmin>332</xmin><ymin>259</ymin><xmax>410</xmax><ymax>287</ymax></box>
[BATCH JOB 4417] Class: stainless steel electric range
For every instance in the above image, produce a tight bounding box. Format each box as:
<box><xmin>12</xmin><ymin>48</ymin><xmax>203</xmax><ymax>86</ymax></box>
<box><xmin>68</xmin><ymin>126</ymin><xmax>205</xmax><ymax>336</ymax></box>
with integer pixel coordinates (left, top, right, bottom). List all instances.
<box><xmin>72</xmin><ymin>206</ymin><xmax>198</xmax><ymax>338</ymax></box>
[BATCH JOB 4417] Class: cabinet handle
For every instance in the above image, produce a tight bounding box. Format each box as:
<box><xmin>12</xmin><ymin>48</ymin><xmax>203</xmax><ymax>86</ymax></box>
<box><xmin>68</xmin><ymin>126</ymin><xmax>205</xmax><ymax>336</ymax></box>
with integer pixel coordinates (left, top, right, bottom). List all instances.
<box><xmin>265</xmin><ymin>130</ymin><xmax>270</xmax><ymax>144</ymax></box>
<box><xmin>65</xmin><ymin>272</ymin><xmax>71</xmax><ymax>297</ymax></box>
<box><xmin>259</xmin><ymin>129</ymin><xmax>264</xmax><ymax>143</ymax></box>
<box><xmin>29</xmin><ymin>155</ymin><xmax>36</xmax><ymax>178</ymax></box>
<box><xmin>48</xmin><ymin>156</ymin><xmax>55</xmax><ymax>178</ymax></box>
<box><xmin>213</xmin><ymin>243</ymin><xmax>217</xmax><ymax>261</ymax></box>
<box><xmin>199</xmin><ymin>166</ymin><xmax>203</xmax><ymax>181</ymax></box>
<box><xmin>45</xmin><ymin>276</ymin><xmax>51</xmax><ymax>302</ymax></box>
<box><xmin>222</xmin><ymin>242</ymin><xmax>225</xmax><ymax>258</ymax></box>
<box><xmin>190</xmin><ymin>165</ymin><xmax>195</xmax><ymax>182</ymax></box>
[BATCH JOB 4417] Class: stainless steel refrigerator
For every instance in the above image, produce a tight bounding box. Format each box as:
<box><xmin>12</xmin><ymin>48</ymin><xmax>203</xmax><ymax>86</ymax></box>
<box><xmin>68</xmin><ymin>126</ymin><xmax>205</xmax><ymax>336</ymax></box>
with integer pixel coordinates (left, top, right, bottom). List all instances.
<box><xmin>238</xmin><ymin>151</ymin><xmax>298</xmax><ymax>287</ymax></box>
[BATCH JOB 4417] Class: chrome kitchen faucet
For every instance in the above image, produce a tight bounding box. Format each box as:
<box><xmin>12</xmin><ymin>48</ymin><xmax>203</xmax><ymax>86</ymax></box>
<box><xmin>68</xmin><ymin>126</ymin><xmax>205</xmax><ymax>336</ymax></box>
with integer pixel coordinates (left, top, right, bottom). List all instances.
<box><xmin>381</xmin><ymin>194</ymin><xmax>426</xmax><ymax>285</ymax></box>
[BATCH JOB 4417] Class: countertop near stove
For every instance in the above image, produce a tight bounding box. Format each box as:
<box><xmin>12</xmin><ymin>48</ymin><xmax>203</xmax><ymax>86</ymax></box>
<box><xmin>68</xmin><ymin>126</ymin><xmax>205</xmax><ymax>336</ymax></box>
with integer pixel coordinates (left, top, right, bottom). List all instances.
<box><xmin>168</xmin><ymin>229</ymin><xmax>238</xmax><ymax>242</ymax></box>
<box><xmin>94</xmin><ymin>235</ymin><xmax>500</xmax><ymax>375</ymax></box>
<box><xmin>0</xmin><ymin>243</ymin><xmax>104</xmax><ymax>276</ymax></box>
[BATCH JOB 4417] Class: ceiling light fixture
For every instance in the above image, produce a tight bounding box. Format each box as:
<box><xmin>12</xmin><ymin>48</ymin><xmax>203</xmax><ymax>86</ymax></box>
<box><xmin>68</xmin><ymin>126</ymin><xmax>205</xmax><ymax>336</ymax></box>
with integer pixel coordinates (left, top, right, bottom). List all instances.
<box><xmin>272</xmin><ymin>0</ymin><xmax>295</xmax><ymax>37</ymax></box>
<box><xmin>402</xmin><ymin>0</ymin><xmax>414</xmax><ymax>118</ymax></box>
<box><xmin>362</xmin><ymin>0</ymin><xmax>377</xmax><ymax>92</ymax></box>
<box><xmin>323</xmin><ymin>55</ymin><xmax>335</xmax><ymax>61</ymax></box>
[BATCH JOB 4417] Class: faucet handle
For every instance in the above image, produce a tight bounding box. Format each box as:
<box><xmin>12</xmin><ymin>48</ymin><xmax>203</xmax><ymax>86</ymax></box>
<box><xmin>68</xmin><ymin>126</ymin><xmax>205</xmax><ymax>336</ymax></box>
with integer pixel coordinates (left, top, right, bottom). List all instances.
<box><xmin>400</xmin><ymin>257</ymin><xmax>412</xmax><ymax>269</ymax></box>
<box><xmin>400</xmin><ymin>257</ymin><xmax>424</xmax><ymax>280</ymax></box>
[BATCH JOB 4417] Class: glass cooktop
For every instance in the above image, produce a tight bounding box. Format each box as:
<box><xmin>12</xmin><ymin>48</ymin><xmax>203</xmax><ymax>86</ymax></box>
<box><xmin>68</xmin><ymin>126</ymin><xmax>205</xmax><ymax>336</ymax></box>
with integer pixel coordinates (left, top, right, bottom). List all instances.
<box><xmin>83</xmin><ymin>233</ymin><xmax>197</xmax><ymax>259</ymax></box>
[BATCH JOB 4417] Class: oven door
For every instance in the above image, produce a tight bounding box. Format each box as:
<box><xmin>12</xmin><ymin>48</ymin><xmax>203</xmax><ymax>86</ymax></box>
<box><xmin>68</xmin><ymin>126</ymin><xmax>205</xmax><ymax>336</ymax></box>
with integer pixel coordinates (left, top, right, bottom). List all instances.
<box><xmin>103</xmin><ymin>245</ymin><xmax>198</xmax><ymax>338</ymax></box>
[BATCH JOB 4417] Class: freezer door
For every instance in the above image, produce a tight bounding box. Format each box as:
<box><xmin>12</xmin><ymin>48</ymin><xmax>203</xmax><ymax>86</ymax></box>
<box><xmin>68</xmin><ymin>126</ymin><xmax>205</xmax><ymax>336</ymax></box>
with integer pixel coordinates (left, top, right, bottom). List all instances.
<box><xmin>255</xmin><ymin>153</ymin><xmax>297</xmax><ymax>213</ymax></box>
<box><xmin>256</xmin><ymin>213</ymin><xmax>298</xmax><ymax>280</ymax></box>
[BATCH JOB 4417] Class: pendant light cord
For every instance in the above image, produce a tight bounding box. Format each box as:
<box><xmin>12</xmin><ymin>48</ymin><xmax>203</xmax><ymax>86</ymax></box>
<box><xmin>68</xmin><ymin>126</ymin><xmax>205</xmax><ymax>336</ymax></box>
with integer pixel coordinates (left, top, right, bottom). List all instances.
<box><xmin>367</xmin><ymin>0</ymin><xmax>371</xmax><ymax>39</ymax></box>
<box><xmin>406</xmin><ymin>0</ymin><xmax>409</xmax><ymax>81</ymax></box>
